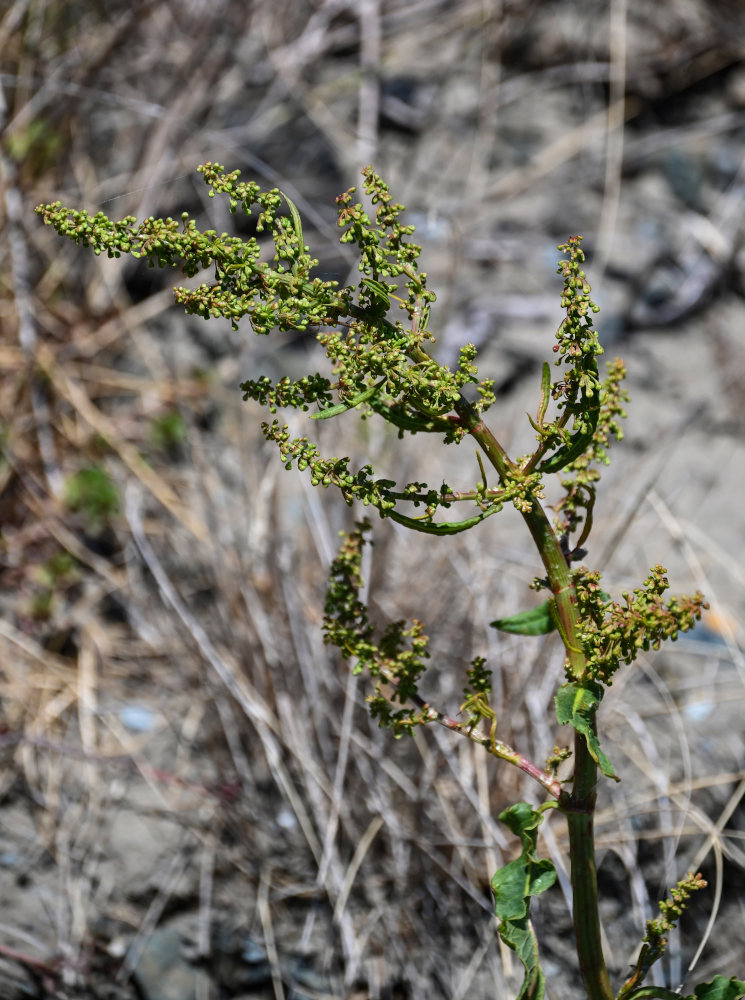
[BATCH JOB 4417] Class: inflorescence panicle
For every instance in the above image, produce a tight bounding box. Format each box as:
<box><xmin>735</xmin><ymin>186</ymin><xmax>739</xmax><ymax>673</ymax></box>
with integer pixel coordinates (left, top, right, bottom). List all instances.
<box><xmin>36</xmin><ymin>165</ymin><xmax>723</xmax><ymax>999</ymax></box>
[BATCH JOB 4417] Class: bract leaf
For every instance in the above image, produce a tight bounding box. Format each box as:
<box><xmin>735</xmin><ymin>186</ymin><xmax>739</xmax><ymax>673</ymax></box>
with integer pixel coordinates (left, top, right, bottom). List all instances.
<box><xmin>536</xmin><ymin>361</ymin><xmax>551</xmax><ymax>427</ymax></box>
<box><xmin>492</xmin><ymin>803</ymin><xmax>557</xmax><ymax>1000</ymax></box>
<box><xmin>281</xmin><ymin>191</ymin><xmax>304</xmax><ymax>247</ymax></box>
<box><xmin>555</xmin><ymin>682</ymin><xmax>619</xmax><ymax>781</ymax></box>
<box><xmin>491</xmin><ymin>600</ymin><xmax>556</xmax><ymax>636</ymax></box>
<box><xmin>536</xmin><ymin>359</ymin><xmax>601</xmax><ymax>474</ymax></box>
<box><xmin>361</xmin><ymin>276</ymin><xmax>392</xmax><ymax>307</ymax></box>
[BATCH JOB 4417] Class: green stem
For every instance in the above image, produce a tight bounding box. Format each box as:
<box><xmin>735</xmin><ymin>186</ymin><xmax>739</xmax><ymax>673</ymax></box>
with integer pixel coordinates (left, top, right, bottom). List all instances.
<box><xmin>623</xmin><ymin>990</ymin><xmax>684</xmax><ymax>1000</ymax></box>
<box><xmin>520</xmin><ymin>503</ymin><xmax>585</xmax><ymax>679</ymax></box>
<box><xmin>565</xmin><ymin>731</ymin><xmax>614</xmax><ymax>1000</ymax></box>
<box><xmin>451</xmin><ymin>391</ymin><xmax>612</xmax><ymax>999</ymax></box>
<box><xmin>452</xmin><ymin>392</ymin><xmax>585</xmax><ymax>679</ymax></box>
<box><xmin>391</xmin><ymin>350</ymin><xmax>611</xmax><ymax>998</ymax></box>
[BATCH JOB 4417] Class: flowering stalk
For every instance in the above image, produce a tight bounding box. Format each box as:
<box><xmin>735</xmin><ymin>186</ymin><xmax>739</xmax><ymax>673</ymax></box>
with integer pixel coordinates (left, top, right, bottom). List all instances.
<box><xmin>37</xmin><ymin>166</ymin><xmax>725</xmax><ymax>1000</ymax></box>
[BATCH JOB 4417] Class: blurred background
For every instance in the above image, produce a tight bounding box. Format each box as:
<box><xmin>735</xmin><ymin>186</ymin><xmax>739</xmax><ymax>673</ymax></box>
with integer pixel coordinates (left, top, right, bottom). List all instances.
<box><xmin>2</xmin><ymin>1</ymin><xmax>745</xmax><ymax>998</ymax></box>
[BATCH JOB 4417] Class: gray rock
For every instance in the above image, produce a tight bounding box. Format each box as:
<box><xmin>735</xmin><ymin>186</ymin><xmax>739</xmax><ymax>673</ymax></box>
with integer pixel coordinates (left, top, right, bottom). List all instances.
<box><xmin>133</xmin><ymin>928</ymin><xmax>197</xmax><ymax>1000</ymax></box>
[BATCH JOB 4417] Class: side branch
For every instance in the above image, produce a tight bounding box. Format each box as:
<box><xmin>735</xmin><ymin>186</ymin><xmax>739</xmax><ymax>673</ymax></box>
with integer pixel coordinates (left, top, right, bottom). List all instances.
<box><xmin>430</xmin><ymin>707</ymin><xmax>563</xmax><ymax>798</ymax></box>
<box><xmin>390</xmin><ymin>674</ymin><xmax>562</xmax><ymax>799</ymax></box>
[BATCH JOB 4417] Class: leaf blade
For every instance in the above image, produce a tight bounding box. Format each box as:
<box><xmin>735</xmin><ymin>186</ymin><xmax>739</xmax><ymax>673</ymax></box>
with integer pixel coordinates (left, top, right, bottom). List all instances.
<box><xmin>690</xmin><ymin>976</ymin><xmax>745</xmax><ymax>1000</ymax></box>
<box><xmin>311</xmin><ymin>378</ymin><xmax>386</xmax><ymax>419</ymax></box>
<box><xmin>555</xmin><ymin>682</ymin><xmax>619</xmax><ymax>781</ymax></box>
<box><xmin>491</xmin><ymin>600</ymin><xmax>556</xmax><ymax>636</ymax></box>
<box><xmin>492</xmin><ymin>803</ymin><xmax>557</xmax><ymax>1000</ymax></box>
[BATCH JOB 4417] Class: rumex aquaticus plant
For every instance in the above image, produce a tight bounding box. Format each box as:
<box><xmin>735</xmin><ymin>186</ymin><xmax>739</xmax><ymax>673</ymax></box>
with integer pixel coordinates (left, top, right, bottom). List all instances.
<box><xmin>37</xmin><ymin>166</ymin><xmax>743</xmax><ymax>1000</ymax></box>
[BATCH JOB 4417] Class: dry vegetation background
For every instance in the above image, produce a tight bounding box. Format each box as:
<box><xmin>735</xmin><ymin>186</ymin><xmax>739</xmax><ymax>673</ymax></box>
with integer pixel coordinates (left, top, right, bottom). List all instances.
<box><xmin>2</xmin><ymin>1</ymin><xmax>745</xmax><ymax>998</ymax></box>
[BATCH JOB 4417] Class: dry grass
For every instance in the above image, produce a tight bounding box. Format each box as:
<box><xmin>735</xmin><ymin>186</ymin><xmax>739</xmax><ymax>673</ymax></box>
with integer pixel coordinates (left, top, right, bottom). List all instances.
<box><xmin>1</xmin><ymin>1</ymin><xmax>745</xmax><ymax>997</ymax></box>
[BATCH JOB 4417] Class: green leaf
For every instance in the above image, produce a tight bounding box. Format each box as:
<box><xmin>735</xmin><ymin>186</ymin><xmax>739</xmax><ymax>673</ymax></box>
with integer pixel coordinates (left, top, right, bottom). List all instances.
<box><xmin>361</xmin><ymin>276</ymin><xmax>392</xmax><ymax>307</ymax></box>
<box><xmin>536</xmin><ymin>359</ymin><xmax>601</xmax><ymax>474</ymax></box>
<box><xmin>492</xmin><ymin>803</ymin><xmax>557</xmax><ymax>1000</ymax></box>
<box><xmin>312</xmin><ymin>378</ymin><xmax>386</xmax><ymax>419</ymax></box>
<box><xmin>687</xmin><ymin>977</ymin><xmax>745</xmax><ymax>1000</ymax></box>
<box><xmin>368</xmin><ymin>398</ymin><xmax>453</xmax><ymax>435</ymax></box>
<box><xmin>624</xmin><ymin>990</ymin><xmax>687</xmax><ymax>999</ymax></box>
<box><xmin>280</xmin><ymin>191</ymin><xmax>304</xmax><ymax>248</ymax></box>
<box><xmin>631</xmin><ymin>982</ymin><xmax>745</xmax><ymax>1000</ymax></box>
<box><xmin>527</xmin><ymin>362</ymin><xmax>552</xmax><ymax>434</ymax></box>
<box><xmin>387</xmin><ymin>503</ymin><xmax>500</xmax><ymax>536</ymax></box>
<box><xmin>491</xmin><ymin>600</ymin><xmax>556</xmax><ymax>636</ymax></box>
<box><xmin>554</xmin><ymin>682</ymin><xmax>619</xmax><ymax>781</ymax></box>
<box><xmin>500</xmin><ymin>916</ymin><xmax>545</xmax><ymax>1000</ymax></box>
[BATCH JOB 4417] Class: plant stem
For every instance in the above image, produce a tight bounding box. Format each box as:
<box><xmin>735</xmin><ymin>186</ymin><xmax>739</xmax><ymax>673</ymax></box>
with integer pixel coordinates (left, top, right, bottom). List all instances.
<box><xmin>378</xmin><ymin>666</ymin><xmax>563</xmax><ymax>798</ymax></box>
<box><xmin>402</xmin><ymin>362</ymin><xmax>613</xmax><ymax>997</ymax></box>
<box><xmin>565</xmin><ymin>731</ymin><xmax>614</xmax><ymax>1000</ymax></box>
<box><xmin>519</xmin><ymin>477</ymin><xmax>613</xmax><ymax>997</ymax></box>
<box><xmin>520</xmin><ymin>503</ymin><xmax>585</xmax><ymax>679</ymax></box>
<box><xmin>453</xmin><ymin>390</ymin><xmax>613</xmax><ymax>998</ymax></box>
<box><xmin>452</xmin><ymin>391</ymin><xmax>584</xmax><ymax>677</ymax></box>
<box><xmin>428</xmin><ymin>708</ymin><xmax>563</xmax><ymax>799</ymax></box>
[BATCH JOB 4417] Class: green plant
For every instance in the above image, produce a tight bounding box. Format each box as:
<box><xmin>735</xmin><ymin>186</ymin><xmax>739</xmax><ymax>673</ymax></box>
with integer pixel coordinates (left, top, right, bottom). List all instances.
<box><xmin>27</xmin><ymin>550</ymin><xmax>78</xmax><ymax>622</ymax></box>
<box><xmin>36</xmin><ymin>166</ymin><xmax>741</xmax><ymax>1000</ymax></box>
<box><xmin>64</xmin><ymin>463</ymin><xmax>119</xmax><ymax>531</ymax></box>
<box><xmin>148</xmin><ymin>408</ymin><xmax>188</xmax><ymax>457</ymax></box>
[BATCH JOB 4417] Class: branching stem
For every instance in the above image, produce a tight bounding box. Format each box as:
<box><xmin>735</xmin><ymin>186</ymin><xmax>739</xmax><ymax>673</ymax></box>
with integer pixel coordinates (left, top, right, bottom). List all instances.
<box><xmin>453</xmin><ymin>381</ymin><xmax>612</xmax><ymax>998</ymax></box>
<box><xmin>37</xmin><ymin>167</ymin><xmax>717</xmax><ymax>1000</ymax></box>
<box><xmin>428</xmin><ymin>707</ymin><xmax>563</xmax><ymax>799</ymax></box>
<box><xmin>381</xmin><ymin>667</ymin><xmax>563</xmax><ymax>799</ymax></box>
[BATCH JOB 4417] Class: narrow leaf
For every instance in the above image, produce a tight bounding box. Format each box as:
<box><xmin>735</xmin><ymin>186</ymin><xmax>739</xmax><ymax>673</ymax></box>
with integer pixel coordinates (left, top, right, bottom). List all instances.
<box><xmin>555</xmin><ymin>682</ymin><xmax>619</xmax><ymax>781</ymax></box>
<box><xmin>536</xmin><ymin>360</ymin><xmax>601</xmax><ymax>474</ymax></box>
<box><xmin>625</xmin><ymin>990</ymin><xmax>689</xmax><ymax>1000</ymax></box>
<box><xmin>312</xmin><ymin>378</ymin><xmax>386</xmax><ymax>419</ymax></box>
<box><xmin>491</xmin><ymin>600</ymin><xmax>556</xmax><ymax>636</ymax></box>
<box><xmin>536</xmin><ymin>361</ymin><xmax>551</xmax><ymax>428</ymax></box>
<box><xmin>361</xmin><ymin>277</ymin><xmax>392</xmax><ymax>307</ymax></box>
<box><xmin>280</xmin><ymin>192</ymin><xmax>304</xmax><ymax>247</ymax></box>
<box><xmin>387</xmin><ymin>504</ymin><xmax>499</xmax><ymax>536</ymax></box>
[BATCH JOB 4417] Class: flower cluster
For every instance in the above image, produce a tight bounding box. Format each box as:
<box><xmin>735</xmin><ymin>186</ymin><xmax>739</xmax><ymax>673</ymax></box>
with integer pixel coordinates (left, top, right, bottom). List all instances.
<box><xmin>241</xmin><ymin>373</ymin><xmax>333</xmax><ymax>414</ymax></box>
<box><xmin>553</xmin><ymin>236</ymin><xmax>603</xmax><ymax>371</ymax></box>
<box><xmin>460</xmin><ymin>656</ymin><xmax>497</xmax><ymax>738</ymax></box>
<box><xmin>523</xmin><ymin>237</ymin><xmax>604</xmax><ymax>471</ymax></box>
<box><xmin>572</xmin><ymin>565</ymin><xmax>708</xmax><ymax>684</ymax></box>
<box><xmin>646</xmin><ymin>871</ymin><xmax>708</xmax><ymax>948</ymax></box>
<box><xmin>617</xmin><ymin>872</ymin><xmax>707</xmax><ymax>998</ymax></box>
<box><xmin>38</xmin><ymin>164</ymin><xmax>497</xmax><ymax>517</ymax></box>
<box><xmin>510</xmin><ymin>238</ymin><xmax>629</xmax><ymax>553</ymax></box>
<box><xmin>260</xmin><ymin>419</ymin><xmax>510</xmax><ymax>534</ymax></box>
<box><xmin>322</xmin><ymin>521</ymin><xmax>432</xmax><ymax>735</ymax></box>
<box><xmin>553</xmin><ymin>356</ymin><xmax>629</xmax><ymax>545</ymax></box>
